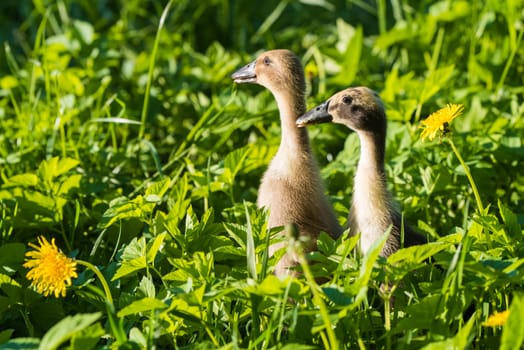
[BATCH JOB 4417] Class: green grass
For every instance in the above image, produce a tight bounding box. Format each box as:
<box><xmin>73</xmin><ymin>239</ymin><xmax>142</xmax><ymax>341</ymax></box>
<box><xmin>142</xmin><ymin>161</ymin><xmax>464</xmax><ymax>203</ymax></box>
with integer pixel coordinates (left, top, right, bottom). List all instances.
<box><xmin>0</xmin><ymin>0</ymin><xmax>523</xmax><ymax>348</ymax></box>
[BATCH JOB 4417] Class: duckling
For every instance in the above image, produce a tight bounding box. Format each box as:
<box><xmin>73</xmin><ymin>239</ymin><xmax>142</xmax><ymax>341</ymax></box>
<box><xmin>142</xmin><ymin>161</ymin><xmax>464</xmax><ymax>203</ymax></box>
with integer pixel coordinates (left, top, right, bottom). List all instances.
<box><xmin>296</xmin><ymin>87</ymin><xmax>425</xmax><ymax>257</ymax></box>
<box><xmin>232</xmin><ymin>50</ymin><xmax>343</xmax><ymax>276</ymax></box>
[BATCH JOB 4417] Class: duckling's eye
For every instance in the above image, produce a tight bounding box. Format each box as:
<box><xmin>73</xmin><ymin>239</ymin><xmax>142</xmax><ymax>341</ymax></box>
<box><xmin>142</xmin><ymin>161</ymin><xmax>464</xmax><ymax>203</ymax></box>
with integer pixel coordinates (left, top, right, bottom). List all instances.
<box><xmin>263</xmin><ymin>57</ymin><xmax>271</xmax><ymax>65</ymax></box>
<box><xmin>342</xmin><ymin>96</ymin><xmax>353</xmax><ymax>105</ymax></box>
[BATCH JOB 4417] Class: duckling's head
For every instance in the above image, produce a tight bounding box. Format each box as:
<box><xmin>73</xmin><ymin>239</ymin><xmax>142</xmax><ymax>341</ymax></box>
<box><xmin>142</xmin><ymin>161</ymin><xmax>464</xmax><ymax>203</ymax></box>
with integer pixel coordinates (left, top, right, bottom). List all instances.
<box><xmin>231</xmin><ymin>49</ymin><xmax>305</xmax><ymax>96</ymax></box>
<box><xmin>296</xmin><ymin>87</ymin><xmax>386</xmax><ymax>134</ymax></box>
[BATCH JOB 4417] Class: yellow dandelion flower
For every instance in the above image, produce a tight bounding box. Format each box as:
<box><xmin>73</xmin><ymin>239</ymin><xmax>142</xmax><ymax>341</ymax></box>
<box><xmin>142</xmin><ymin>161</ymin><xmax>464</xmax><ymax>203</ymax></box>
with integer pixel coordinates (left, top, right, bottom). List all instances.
<box><xmin>420</xmin><ymin>103</ymin><xmax>464</xmax><ymax>141</ymax></box>
<box><xmin>24</xmin><ymin>236</ymin><xmax>78</xmax><ymax>298</ymax></box>
<box><xmin>482</xmin><ymin>310</ymin><xmax>509</xmax><ymax>327</ymax></box>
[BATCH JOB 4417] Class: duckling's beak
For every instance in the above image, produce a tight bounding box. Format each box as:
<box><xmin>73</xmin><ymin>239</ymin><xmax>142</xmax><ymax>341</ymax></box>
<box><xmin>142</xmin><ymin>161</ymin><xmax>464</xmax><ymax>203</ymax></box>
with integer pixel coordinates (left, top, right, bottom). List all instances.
<box><xmin>231</xmin><ymin>61</ymin><xmax>257</xmax><ymax>84</ymax></box>
<box><xmin>296</xmin><ymin>100</ymin><xmax>332</xmax><ymax>127</ymax></box>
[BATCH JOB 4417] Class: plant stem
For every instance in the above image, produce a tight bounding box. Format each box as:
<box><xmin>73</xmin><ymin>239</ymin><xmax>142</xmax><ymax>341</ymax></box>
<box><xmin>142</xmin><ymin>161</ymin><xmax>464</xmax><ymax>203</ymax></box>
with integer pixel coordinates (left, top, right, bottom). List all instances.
<box><xmin>448</xmin><ymin>138</ymin><xmax>484</xmax><ymax>214</ymax></box>
<box><xmin>292</xmin><ymin>228</ymin><xmax>338</xmax><ymax>349</ymax></box>
<box><xmin>496</xmin><ymin>29</ymin><xmax>523</xmax><ymax>92</ymax></box>
<box><xmin>76</xmin><ymin>260</ymin><xmax>114</xmax><ymax>307</ymax></box>
<box><xmin>139</xmin><ymin>0</ymin><xmax>174</xmax><ymax>140</ymax></box>
<box><xmin>377</xmin><ymin>0</ymin><xmax>387</xmax><ymax>34</ymax></box>
<box><xmin>384</xmin><ymin>290</ymin><xmax>391</xmax><ymax>350</ymax></box>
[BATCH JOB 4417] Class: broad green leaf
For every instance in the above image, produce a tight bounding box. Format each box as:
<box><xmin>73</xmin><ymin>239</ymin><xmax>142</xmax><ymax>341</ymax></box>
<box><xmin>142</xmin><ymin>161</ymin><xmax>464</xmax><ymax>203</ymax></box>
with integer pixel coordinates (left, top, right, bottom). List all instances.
<box><xmin>454</xmin><ymin>312</ymin><xmax>476</xmax><ymax>349</ymax></box>
<box><xmin>335</xmin><ymin>233</ymin><xmax>359</xmax><ymax>257</ymax></box>
<box><xmin>146</xmin><ymin>232</ymin><xmax>167</xmax><ymax>263</ymax></box>
<box><xmin>122</xmin><ymin>237</ymin><xmax>146</xmax><ymax>260</ymax></box>
<box><xmin>322</xmin><ymin>286</ymin><xmax>353</xmax><ymax>306</ymax></box>
<box><xmin>138</xmin><ymin>276</ymin><xmax>156</xmax><ymax>298</ymax></box>
<box><xmin>0</xmin><ymin>274</ymin><xmax>29</xmax><ymax>309</ymax></box>
<box><xmin>394</xmin><ymin>294</ymin><xmax>444</xmax><ymax>332</ymax></box>
<box><xmin>164</xmin><ymin>252</ymin><xmax>215</xmax><ymax>283</ymax></box>
<box><xmin>246</xmin><ymin>144</ymin><xmax>277</xmax><ymax>172</ymax></box>
<box><xmin>37</xmin><ymin>157</ymin><xmax>79</xmax><ymax>182</ymax></box>
<box><xmin>375</xmin><ymin>24</ymin><xmax>414</xmax><ymax>50</ymax></box>
<box><xmin>72</xmin><ymin>20</ymin><xmax>94</xmax><ymax>44</ymax></box>
<box><xmin>317</xmin><ymin>231</ymin><xmax>337</xmax><ymax>255</ymax></box>
<box><xmin>117</xmin><ymin>297</ymin><xmax>167</xmax><ymax>317</ymax></box>
<box><xmin>3</xmin><ymin>174</ymin><xmax>39</xmax><ymax>187</ymax></box>
<box><xmin>112</xmin><ymin>256</ymin><xmax>146</xmax><ymax>281</ymax></box>
<box><xmin>12</xmin><ymin>189</ymin><xmax>61</xmax><ymax>221</ymax></box>
<box><xmin>69</xmin><ymin>323</ymin><xmax>104</xmax><ymax>350</ymax></box>
<box><xmin>214</xmin><ymin>245</ymin><xmax>247</xmax><ymax>259</ymax></box>
<box><xmin>420</xmin><ymin>312</ymin><xmax>475</xmax><ymax>350</ymax></box>
<box><xmin>468</xmin><ymin>56</ymin><xmax>494</xmax><ymax>88</ymax></box>
<box><xmin>166</xmin><ymin>173</ymin><xmax>190</xmax><ymax>222</ymax></box>
<box><xmin>500</xmin><ymin>294</ymin><xmax>524</xmax><ymax>350</ymax></box>
<box><xmin>112</xmin><ymin>237</ymin><xmax>148</xmax><ymax>280</ymax></box>
<box><xmin>420</xmin><ymin>65</ymin><xmax>455</xmax><ymax>104</ymax></box>
<box><xmin>0</xmin><ymin>329</ymin><xmax>13</xmax><ymax>344</ymax></box>
<box><xmin>330</xmin><ymin>20</ymin><xmax>363</xmax><ymax>86</ymax></box>
<box><xmin>192</xmin><ymin>251</ymin><xmax>214</xmax><ymax>278</ymax></box>
<box><xmin>162</xmin><ymin>269</ymin><xmax>194</xmax><ymax>283</ymax></box>
<box><xmin>429</xmin><ymin>1</ymin><xmax>471</xmax><ymax>21</ymax></box>
<box><xmin>0</xmin><ymin>243</ymin><xmax>25</xmax><ymax>275</ymax></box>
<box><xmin>129</xmin><ymin>328</ymin><xmax>147</xmax><ymax>349</ymax></box>
<box><xmin>168</xmin><ymin>298</ymin><xmax>203</xmax><ymax>325</ymax></box>
<box><xmin>30</xmin><ymin>299</ymin><xmax>66</xmax><ymax>334</ymax></box>
<box><xmin>381</xmin><ymin>68</ymin><xmax>420</xmax><ymax>121</ymax></box>
<box><xmin>0</xmin><ymin>338</ymin><xmax>39</xmax><ymax>350</ymax></box>
<box><xmin>38</xmin><ymin>313</ymin><xmax>101</xmax><ymax>350</ymax></box>
<box><xmin>0</xmin><ymin>295</ymin><xmax>15</xmax><ymax>314</ymax></box>
<box><xmin>220</xmin><ymin>146</ymin><xmax>252</xmax><ymax>184</ymax></box>
<box><xmin>350</xmin><ymin>228</ymin><xmax>388</xmax><ymax>302</ymax></box>
<box><xmin>144</xmin><ymin>194</ymin><xmax>161</xmax><ymax>203</ymax></box>
<box><xmin>185</xmin><ymin>283</ymin><xmax>207</xmax><ymax>306</ymax></box>
<box><xmin>56</xmin><ymin>174</ymin><xmax>81</xmax><ymax>196</ymax></box>
<box><xmin>245</xmin><ymin>275</ymin><xmax>286</xmax><ymax>296</ymax></box>
<box><xmin>144</xmin><ymin>177</ymin><xmax>171</xmax><ymax>198</ymax></box>
<box><xmin>224</xmin><ymin>222</ymin><xmax>248</xmax><ymax>250</ymax></box>
<box><xmin>388</xmin><ymin>242</ymin><xmax>448</xmax><ymax>265</ymax></box>
<box><xmin>60</xmin><ymin>72</ymin><xmax>84</xmax><ymax>96</ymax></box>
<box><xmin>0</xmin><ymin>273</ymin><xmax>22</xmax><ymax>288</ymax></box>
<box><xmin>0</xmin><ymin>75</ymin><xmax>18</xmax><ymax>89</ymax></box>
<box><xmin>99</xmin><ymin>195</ymin><xmax>155</xmax><ymax>228</ymax></box>
<box><xmin>498</xmin><ymin>200</ymin><xmax>521</xmax><ymax>238</ymax></box>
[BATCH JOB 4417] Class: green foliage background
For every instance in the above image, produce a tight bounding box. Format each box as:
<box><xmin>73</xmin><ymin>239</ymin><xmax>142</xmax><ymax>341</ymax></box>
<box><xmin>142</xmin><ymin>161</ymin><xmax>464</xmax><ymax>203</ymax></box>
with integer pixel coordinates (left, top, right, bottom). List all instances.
<box><xmin>0</xmin><ymin>0</ymin><xmax>523</xmax><ymax>348</ymax></box>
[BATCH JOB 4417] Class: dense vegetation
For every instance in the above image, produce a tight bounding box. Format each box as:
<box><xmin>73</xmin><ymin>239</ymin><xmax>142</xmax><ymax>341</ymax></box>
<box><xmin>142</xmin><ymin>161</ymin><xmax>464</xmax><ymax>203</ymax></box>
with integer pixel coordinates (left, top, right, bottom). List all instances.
<box><xmin>0</xmin><ymin>0</ymin><xmax>523</xmax><ymax>348</ymax></box>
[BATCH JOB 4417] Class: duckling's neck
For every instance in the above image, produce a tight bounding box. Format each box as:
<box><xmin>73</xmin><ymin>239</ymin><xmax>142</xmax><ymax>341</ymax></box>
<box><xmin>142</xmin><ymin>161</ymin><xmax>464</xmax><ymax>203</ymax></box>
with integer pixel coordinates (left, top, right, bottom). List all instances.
<box><xmin>356</xmin><ymin>131</ymin><xmax>386</xmax><ymax>174</ymax></box>
<box><xmin>274</xmin><ymin>90</ymin><xmax>310</xmax><ymax>154</ymax></box>
<box><xmin>351</xmin><ymin>130</ymin><xmax>390</xmax><ymax>253</ymax></box>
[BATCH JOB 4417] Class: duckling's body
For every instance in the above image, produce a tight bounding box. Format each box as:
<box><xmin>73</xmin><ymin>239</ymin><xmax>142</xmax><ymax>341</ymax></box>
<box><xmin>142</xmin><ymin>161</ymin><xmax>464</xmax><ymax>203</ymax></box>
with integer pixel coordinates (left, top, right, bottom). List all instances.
<box><xmin>232</xmin><ymin>50</ymin><xmax>342</xmax><ymax>275</ymax></box>
<box><xmin>296</xmin><ymin>87</ymin><xmax>425</xmax><ymax>257</ymax></box>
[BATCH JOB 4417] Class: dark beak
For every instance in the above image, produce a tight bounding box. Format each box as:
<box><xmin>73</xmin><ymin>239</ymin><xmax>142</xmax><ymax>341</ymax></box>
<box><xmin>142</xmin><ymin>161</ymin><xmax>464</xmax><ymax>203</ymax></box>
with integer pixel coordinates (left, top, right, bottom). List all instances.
<box><xmin>231</xmin><ymin>60</ymin><xmax>257</xmax><ymax>83</ymax></box>
<box><xmin>296</xmin><ymin>100</ymin><xmax>333</xmax><ymax>127</ymax></box>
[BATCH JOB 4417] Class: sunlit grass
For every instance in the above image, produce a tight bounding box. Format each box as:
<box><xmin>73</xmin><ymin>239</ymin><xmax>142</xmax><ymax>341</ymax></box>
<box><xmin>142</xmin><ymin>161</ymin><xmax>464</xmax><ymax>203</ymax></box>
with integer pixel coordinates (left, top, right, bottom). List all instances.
<box><xmin>0</xmin><ymin>0</ymin><xmax>523</xmax><ymax>349</ymax></box>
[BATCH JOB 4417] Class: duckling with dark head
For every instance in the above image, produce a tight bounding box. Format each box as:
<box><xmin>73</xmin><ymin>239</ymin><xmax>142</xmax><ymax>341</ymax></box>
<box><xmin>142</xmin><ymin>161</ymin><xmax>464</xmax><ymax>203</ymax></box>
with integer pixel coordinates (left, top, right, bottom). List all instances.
<box><xmin>232</xmin><ymin>50</ymin><xmax>343</xmax><ymax>276</ymax></box>
<box><xmin>296</xmin><ymin>87</ymin><xmax>425</xmax><ymax>257</ymax></box>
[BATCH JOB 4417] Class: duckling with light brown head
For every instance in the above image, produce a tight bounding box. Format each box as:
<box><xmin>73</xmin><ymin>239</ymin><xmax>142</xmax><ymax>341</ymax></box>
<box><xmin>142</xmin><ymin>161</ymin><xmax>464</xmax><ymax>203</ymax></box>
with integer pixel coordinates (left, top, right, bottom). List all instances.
<box><xmin>296</xmin><ymin>87</ymin><xmax>425</xmax><ymax>257</ymax></box>
<box><xmin>232</xmin><ymin>50</ymin><xmax>343</xmax><ymax>276</ymax></box>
